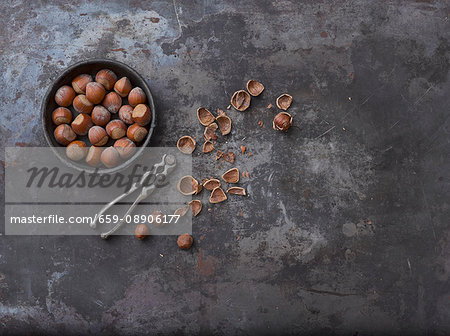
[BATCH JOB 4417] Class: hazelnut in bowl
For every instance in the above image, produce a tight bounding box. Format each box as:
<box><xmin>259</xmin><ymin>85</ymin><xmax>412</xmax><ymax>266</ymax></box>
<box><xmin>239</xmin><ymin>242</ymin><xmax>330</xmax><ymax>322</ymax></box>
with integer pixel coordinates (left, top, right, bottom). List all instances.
<box><xmin>41</xmin><ymin>59</ymin><xmax>156</xmax><ymax>173</ymax></box>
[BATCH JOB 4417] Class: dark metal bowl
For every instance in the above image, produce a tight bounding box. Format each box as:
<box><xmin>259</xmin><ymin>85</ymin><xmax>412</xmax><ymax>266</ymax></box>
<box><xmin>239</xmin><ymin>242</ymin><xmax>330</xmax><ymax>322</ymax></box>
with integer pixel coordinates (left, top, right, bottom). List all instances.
<box><xmin>41</xmin><ymin>59</ymin><xmax>156</xmax><ymax>174</ymax></box>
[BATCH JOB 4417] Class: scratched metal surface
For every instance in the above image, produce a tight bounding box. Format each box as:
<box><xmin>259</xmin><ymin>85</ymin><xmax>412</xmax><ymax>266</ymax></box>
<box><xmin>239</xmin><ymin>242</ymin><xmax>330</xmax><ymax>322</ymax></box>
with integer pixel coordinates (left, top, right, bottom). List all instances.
<box><xmin>0</xmin><ymin>0</ymin><xmax>449</xmax><ymax>335</ymax></box>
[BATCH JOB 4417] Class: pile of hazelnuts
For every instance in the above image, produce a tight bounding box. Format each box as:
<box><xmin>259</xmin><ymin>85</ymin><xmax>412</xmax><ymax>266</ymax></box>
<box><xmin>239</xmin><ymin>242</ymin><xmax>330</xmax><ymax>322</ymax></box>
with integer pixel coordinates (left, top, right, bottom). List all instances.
<box><xmin>52</xmin><ymin>69</ymin><xmax>151</xmax><ymax>168</ymax></box>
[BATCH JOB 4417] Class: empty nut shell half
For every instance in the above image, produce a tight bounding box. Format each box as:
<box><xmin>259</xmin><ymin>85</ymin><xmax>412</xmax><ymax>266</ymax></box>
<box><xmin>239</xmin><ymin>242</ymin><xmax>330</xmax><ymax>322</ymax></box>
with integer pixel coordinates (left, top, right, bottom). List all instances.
<box><xmin>209</xmin><ymin>187</ymin><xmax>227</xmax><ymax>203</ymax></box>
<box><xmin>227</xmin><ymin>187</ymin><xmax>247</xmax><ymax>196</ymax></box>
<box><xmin>203</xmin><ymin>179</ymin><xmax>220</xmax><ymax>191</ymax></box>
<box><xmin>273</xmin><ymin>112</ymin><xmax>293</xmax><ymax>132</ymax></box>
<box><xmin>177</xmin><ymin>136</ymin><xmax>196</xmax><ymax>154</ymax></box>
<box><xmin>202</xmin><ymin>141</ymin><xmax>214</xmax><ymax>153</ymax></box>
<box><xmin>177</xmin><ymin>175</ymin><xmax>199</xmax><ymax>196</ymax></box>
<box><xmin>204</xmin><ymin>123</ymin><xmax>218</xmax><ymax>141</ymax></box>
<box><xmin>197</xmin><ymin>107</ymin><xmax>215</xmax><ymax>126</ymax></box>
<box><xmin>188</xmin><ymin>200</ymin><xmax>202</xmax><ymax>216</ymax></box>
<box><xmin>276</xmin><ymin>93</ymin><xmax>293</xmax><ymax>110</ymax></box>
<box><xmin>230</xmin><ymin>90</ymin><xmax>251</xmax><ymax>111</ymax></box>
<box><xmin>246</xmin><ymin>80</ymin><xmax>264</xmax><ymax>96</ymax></box>
<box><xmin>174</xmin><ymin>206</ymin><xmax>189</xmax><ymax>217</ymax></box>
<box><xmin>222</xmin><ymin>168</ymin><xmax>239</xmax><ymax>183</ymax></box>
<box><xmin>216</xmin><ymin>115</ymin><xmax>232</xmax><ymax>135</ymax></box>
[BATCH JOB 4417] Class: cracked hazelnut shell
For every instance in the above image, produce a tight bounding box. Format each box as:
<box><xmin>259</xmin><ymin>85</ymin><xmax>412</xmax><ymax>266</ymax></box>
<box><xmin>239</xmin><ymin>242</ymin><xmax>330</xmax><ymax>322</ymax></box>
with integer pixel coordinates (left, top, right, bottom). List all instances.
<box><xmin>132</xmin><ymin>104</ymin><xmax>151</xmax><ymax>126</ymax></box>
<box><xmin>118</xmin><ymin>105</ymin><xmax>134</xmax><ymax>124</ymax></box>
<box><xmin>177</xmin><ymin>136</ymin><xmax>196</xmax><ymax>154</ymax></box>
<box><xmin>188</xmin><ymin>200</ymin><xmax>202</xmax><ymax>216</ymax></box>
<box><xmin>114</xmin><ymin>77</ymin><xmax>132</xmax><ymax>97</ymax></box>
<box><xmin>88</xmin><ymin>126</ymin><xmax>109</xmax><ymax>146</ymax></box>
<box><xmin>100</xmin><ymin>146</ymin><xmax>120</xmax><ymax>168</ymax></box>
<box><xmin>54</xmin><ymin>124</ymin><xmax>76</xmax><ymax>146</ymax></box>
<box><xmin>227</xmin><ymin>187</ymin><xmax>246</xmax><ymax>196</ymax></box>
<box><xmin>222</xmin><ymin>168</ymin><xmax>239</xmax><ymax>183</ymax></box>
<box><xmin>55</xmin><ymin>85</ymin><xmax>76</xmax><ymax>107</ymax></box>
<box><xmin>230</xmin><ymin>90</ymin><xmax>251</xmax><ymax>111</ymax></box>
<box><xmin>86</xmin><ymin>82</ymin><xmax>106</xmax><ymax>104</ymax></box>
<box><xmin>106</xmin><ymin>120</ymin><xmax>127</xmax><ymax>140</ymax></box>
<box><xmin>71</xmin><ymin>113</ymin><xmax>93</xmax><ymax>136</ymax></box>
<box><xmin>197</xmin><ymin>107</ymin><xmax>215</xmax><ymax>126</ymax></box>
<box><xmin>95</xmin><ymin>69</ymin><xmax>117</xmax><ymax>90</ymax></box>
<box><xmin>202</xmin><ymin>141</ymin><xmax>214</xmax><ymax>153</ymax></box>
<box><xmin>114</xmin><ymin>137</ymin><xmax>136</xmax><ymax>159</ymax></box>
<box><xmin>216</xmin><ymin>115</ymin><xmax>231</xmax><ymax>135</ymax></box>
<box><xmin>273</xmin><ymin>112</ymin><xmax>293</xmax><ymax>132</ymax></box>
<box><xmin>246</xmin><ymin>80</ymin><xmax>264</xmax><ymax>96</ymax></box>
<box><xmin>177</xmin><ymin>175</ymin><xmax>199</xmax><ymax>196</ymax></box>
<box><xmin>135</xmin><ymin>223</ymin><xmax>150</xmax><ymax>240</ymax></box>
<box><xmin>276</xmin><ymin>93</ymin><xmax>293</xmax><ymax>110</ymax></box>
<box><xmin>72</xmin><ymin>74</ymin><xmax>92</xmax><ymax>94</ymax></box>
<box><xmin>85</xmin><ymin>146</ymin><xmax>103</xmax><ymax>167</ymax></box>
<box><xmin>66</xmin><ymin>140</ymin><xmax>87</xmax><ymax>161</ymax></box>
<box><xmin>52</xmin><ymin>107</ymin><xmax>72</xmax><ymax>125</ymax></box>
<box><xmin>174</xmin><ymin>206</ymin><xmax>189</xmax><ymax>217</ymax></box>
<box><xmin>203</xmin><ymin>179</ymin><xmax>220</xmax><ymax>191</ymax></box>
<box><xmin>204</xmin><ymin>122</ymin><xmax>218</xmax><ymax>141</ymax></box>
<box><xmin>73</xmin><ymin>94</ymin><xmax>94</xmax><ymax>114</ymax></box>
<box><xmin>128</xmin><ymin>87</ymin><xmax>146</xmax><ymax>107</ymax></box>
<box><xmin>91</xmin><ymin>106</ymin><xmax>111</xmax><ymax>127</ymax></box>
<box><xmin>177</xmin><ymin>234</ymin><xmax>193</xmax><ymax>249</ymax></box>
<box><xmin>102</xmin><ymin>92</ymin><xmax>122</xmax><ymax>114</ymax></box>
<box><xmin>210</xmin><ymin>187</ymin><xmax>227</xmax><ymax>203</ymax></box>
<box><xmin>127</xmin><ymin>123</ymin><xmax>148</xmax><ymax>143</ymax></box>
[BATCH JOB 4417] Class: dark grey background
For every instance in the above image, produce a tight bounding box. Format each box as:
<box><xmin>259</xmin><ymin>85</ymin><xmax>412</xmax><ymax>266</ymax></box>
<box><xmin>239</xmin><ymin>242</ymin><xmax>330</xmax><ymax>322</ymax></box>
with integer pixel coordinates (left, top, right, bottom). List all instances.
<box><xmin>0</xmin><ymin>0</ymin><xmax>449</xmax><ymax>335</ymax></box>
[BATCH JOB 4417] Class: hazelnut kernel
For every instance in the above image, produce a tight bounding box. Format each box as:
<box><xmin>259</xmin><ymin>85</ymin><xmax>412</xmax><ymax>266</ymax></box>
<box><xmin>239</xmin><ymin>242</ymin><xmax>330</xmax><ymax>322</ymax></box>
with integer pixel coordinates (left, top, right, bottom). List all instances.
<box><xmin>177</xmin><ymin>234</ymin><xmax>193</xmax><ymax>249</ymax></box>
<box><xmin>273</xmin><ymin>112</ymin><xmax>293</xmax><ymax>132</ymax></box>
<box><xmin>135</xmin><ymin>223</ymin><xmax>150</xmax><ymax>240</ymax></box>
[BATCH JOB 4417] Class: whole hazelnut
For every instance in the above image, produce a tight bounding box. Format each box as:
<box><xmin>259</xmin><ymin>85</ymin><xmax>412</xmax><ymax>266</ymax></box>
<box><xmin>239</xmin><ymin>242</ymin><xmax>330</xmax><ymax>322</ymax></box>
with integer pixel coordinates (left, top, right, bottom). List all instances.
<box><xmin>85</xmin><ymin>146</ymin><xmax>103</xmax><ymax>167</ymax></box>
<box><xmin>106</xmin><ymin>120</ymin><xmax>127</xmax><ymax>140</ymax></box>
<box><xmin>66</xmin><ymin>140</ymin><xmax>87</xmax><ymax>161</ymax></box>
<box><xmin>88</xmin><ymin>126</ymin><xmax>109</xmax><ymax>146</ymax></box>
<box><xmin>100</xmin><ymin>146</ymin><xmax>120</xmax><ymax>168</ymax></box>
<box><xmin>55</xmin><ymin>85</ymin><xmax>76</xmax><ymax>107</ymax></box>
<box><xmin>86</xmin><ymin>82</ymin><xmax>106</xmax><ymax>104</ymax></box>
<box><xmin>73</xmin><ymin>94</ymin><xmax>94</xmax><ymax>114</ymax></box>
<box><xmin>91</xmin><ymin>106</ymin><xmax>111</xmax><ymax>126</ymax></box>
<box><xmin>114</xmin><ymin>138</ymin><xmax>136</xmax><ymax>159</ymax></box>
<box><xmin>52</xmin><ymin>107</ymin><xmax>72</xmax><ymax>125</ymax></box>
<box><xmin>177</xmin><ymin>234</ymin><xmax>193</xmax><ymax>249</ymax></box>
<box><xmin>127</xmin><ymin>123</ymin><xmax>148</xmax><ymax>143</ymax></box>
<box><xmin>128</xmin><ymin>87</ymin><xmax>146</xmax><ymax>107</ymax></box>
<box><xmin>118</xmin><ymin>105</ymin><xmax>134</xmax><ymax>124</ymax></box>
<box><xmin>135</xmin><ymin>223</ymin><xmax>150</xmax><ymax>240</ymax></box>
<box><xmin>95</xmin><ymin>69</ymin><xmax>117</xmax><ymax>90</ymax></box>
<box><xmin>132</xmin><ymin>104</ymin><xmax>151</xmax><ymax>126</ymax></box>
<box><xmin>114</xmin><ymin>77</ymin><xmax>132</xmax><ymax>97</ymax></box>
<box><xmin>273</xmin><ymin>112</ymin><xmax>293</xmax><ymax>132</ymax></box>
<box><xmin>102</xmin><ymin>92</ymin><xmax>122</xmax><ymax>114</ymax></box>
<box><xmin>71</xmin><ymin>113</ymin><xmax>93</xmax><ymax>135</ymax></box>
<box><xmin>72</xmin><ymin>74</ymin><xmax>93</xmax><ymax>94</ymax></box>
<box><xmin>54</xmin><ymin>124</ymin><xmax>76</xmax><ymax>146</ymax></box>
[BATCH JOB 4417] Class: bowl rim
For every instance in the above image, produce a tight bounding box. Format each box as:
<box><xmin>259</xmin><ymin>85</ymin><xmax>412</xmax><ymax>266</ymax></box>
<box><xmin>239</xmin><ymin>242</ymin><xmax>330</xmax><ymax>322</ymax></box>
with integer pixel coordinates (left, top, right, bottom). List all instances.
<box><xmin>41</xmin><ymin>58</ymin><xmax>156</xmax><ymax>174</ymax></box>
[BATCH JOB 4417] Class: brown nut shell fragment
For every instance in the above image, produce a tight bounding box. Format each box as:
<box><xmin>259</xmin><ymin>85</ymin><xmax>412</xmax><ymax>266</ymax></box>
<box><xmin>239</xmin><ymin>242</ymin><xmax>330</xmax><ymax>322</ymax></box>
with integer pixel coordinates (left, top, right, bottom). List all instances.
<box><xmin>177</xmin><ymin>175</ymin><xmax>199</xmax><ymax>196</ymax></box>
<box><xmin>174</xmin><ymin>206</ymin><xmax>189</xmax><ymax>217</ymax></box>
<box><xmin>204</xmin><ymin>122</ymin><xmax>218</xmax><ymax>141</ymax></box>
<box><xmin>203</xmin><ymin>179</ymin><xmax>220</xmax><ymax>191</ymax></box>
<box><xmin>227</xmin><ymin>187</ymin><xmax>247</xmax><ymax>196</ymax></box>
<box><xmin>209</xmin><ymin>187</ymin><xmax>227</xmax><ymax>203</ymax></box>
<box><xmin>222</xmin><ymin>168</ymin><xmax>239</xmax><ymax>183</ymax></box>
<box><xmin>230</xmin><ymin>90</ymin><xmax>251</xmax><ymax>111</ymax></box>
<box><xmin>177</xmin><ymin>136</ymin><xmax>196</xmax><ymax>154</ymax></box>
<box><xmin>273</xmin><ymin>112</ymin><xmax>293</xmax><ymax>132</ymax></box>
<box><xmin>202</xmin><ymin>141</ymin><xmax>215</xmax><ymax>153</ymax></box>
<box><xmin>276</xmin><ymin>93</ymin><xmax>293</xmax><ymax>110</ymax></box>
<box><xmin>216</xmin><ymin>115</ymin><xmax>232</xmax><ymax>135</ymax></box>
<box><xmin>188</xmin><ymin>200</ymin><xmax>202</xmax><ymax>216</ymax></box>
<box><xmin>246</xmin><ymin>80</ymin><xmax>264</xmax><ymax>96</ymax></box>
<box><xmin>197</xmin><ymin>107</ymin><xmax>215</xmax><ymax>126</ymax></box>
